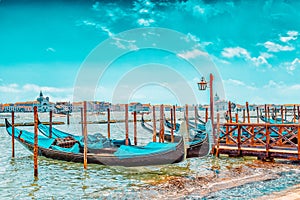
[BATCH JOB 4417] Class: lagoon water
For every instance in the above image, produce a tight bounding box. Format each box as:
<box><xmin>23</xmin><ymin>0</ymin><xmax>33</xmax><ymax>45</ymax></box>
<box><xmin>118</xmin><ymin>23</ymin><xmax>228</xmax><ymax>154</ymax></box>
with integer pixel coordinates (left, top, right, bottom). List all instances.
<box><xmin>1</xmin><ymin>0</ymin><xmax>300</xmax><ymax>198</ymax></box>
<box><xmin>1</xmin><ymin>112</ymin><xmax>300</xmax><ymax>199</ymax></box>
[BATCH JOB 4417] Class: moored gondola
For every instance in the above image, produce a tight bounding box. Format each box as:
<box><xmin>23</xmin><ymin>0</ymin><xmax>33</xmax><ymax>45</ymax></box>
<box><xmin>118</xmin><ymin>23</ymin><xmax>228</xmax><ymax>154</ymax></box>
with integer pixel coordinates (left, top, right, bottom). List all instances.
<box><xmin>141</xmin><ymin>117</ymin><xmax>210</xmax><ymax>158</ymax></box>
<box><xmin>4</xmin><ymin>119</ymin><xmax>186</xmax><ymax>167</ymax></box>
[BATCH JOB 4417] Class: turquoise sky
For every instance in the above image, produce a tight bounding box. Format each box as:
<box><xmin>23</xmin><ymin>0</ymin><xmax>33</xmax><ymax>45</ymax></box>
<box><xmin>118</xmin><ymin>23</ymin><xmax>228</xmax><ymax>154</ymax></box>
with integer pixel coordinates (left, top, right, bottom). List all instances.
<box><xmin>0</xmin><ymin>0</ymin><xmax>300</xmax><ymax>105</ymax></box>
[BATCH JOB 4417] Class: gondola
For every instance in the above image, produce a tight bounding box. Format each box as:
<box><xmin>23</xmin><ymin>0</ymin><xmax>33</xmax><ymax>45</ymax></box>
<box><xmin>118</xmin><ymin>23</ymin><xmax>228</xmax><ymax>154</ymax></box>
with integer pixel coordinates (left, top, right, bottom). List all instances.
<box><xmin>5</xmin><ymin>119</ymin><xmax>185</xmax><ymax>167</ymax></box>
<box><xmin>38</xmin><ymin>120</ymin><xmax>129</xmax><ymax>149</ymax></box>
<box><xmin>141</xmin><ymin>117</ymin><xmax>210</xmax><ymax>158</ymax></box>
<box><xmin>164</xmin><ymin>119</ymin><xmax>180</xmax><ymax>132</ymax></box>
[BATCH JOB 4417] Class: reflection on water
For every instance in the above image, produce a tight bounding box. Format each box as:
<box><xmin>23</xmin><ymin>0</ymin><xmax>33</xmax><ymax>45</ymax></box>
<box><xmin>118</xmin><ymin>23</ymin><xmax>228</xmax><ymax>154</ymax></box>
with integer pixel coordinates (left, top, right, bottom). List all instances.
<box><xmin>1</xmin><ymin>113</ymin><xmax>300</xmax><ymax>199</ymax></box>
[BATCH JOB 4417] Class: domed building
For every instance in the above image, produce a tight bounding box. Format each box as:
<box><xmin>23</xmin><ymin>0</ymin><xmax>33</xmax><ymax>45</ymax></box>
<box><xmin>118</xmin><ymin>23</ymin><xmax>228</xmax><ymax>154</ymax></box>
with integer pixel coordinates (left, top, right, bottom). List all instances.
<box><xmin>37</xmin><ymin>91</ymin><xmax>53</xmax><ymax>112</ymax></box>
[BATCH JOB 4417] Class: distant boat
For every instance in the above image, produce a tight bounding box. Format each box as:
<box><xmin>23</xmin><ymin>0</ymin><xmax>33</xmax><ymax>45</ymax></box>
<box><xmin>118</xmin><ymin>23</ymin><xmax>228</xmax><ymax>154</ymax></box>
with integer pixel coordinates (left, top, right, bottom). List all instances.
<box><xmin>5</xmin><ymin>119</ymin><xmax>185</xmax><ymax>167</ymax></box>
<box><xmin>141</xmin><ymin>117</ymin><xmax>210</xmax><ymax>158</ymax></box>
<box><xmin>260</xmin><ymin>116</ymin><xmax>294</xmax><ymax>124</ymax></box>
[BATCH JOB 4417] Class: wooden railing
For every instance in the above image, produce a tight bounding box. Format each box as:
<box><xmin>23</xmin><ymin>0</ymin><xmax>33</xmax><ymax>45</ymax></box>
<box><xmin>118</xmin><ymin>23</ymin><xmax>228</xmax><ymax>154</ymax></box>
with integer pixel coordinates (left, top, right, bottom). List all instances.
<box><xmin>215</xmin><ymin>122</ymin><xmax>300</xmax><ymax>160</ymax></box>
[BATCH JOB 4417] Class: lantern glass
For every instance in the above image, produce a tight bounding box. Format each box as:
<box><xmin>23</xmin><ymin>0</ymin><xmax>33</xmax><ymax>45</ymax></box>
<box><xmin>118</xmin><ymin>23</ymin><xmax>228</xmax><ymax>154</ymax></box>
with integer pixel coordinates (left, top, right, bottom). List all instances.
<box><xmin>197</xmin><ymin>77</ymin><xmax>207</xmax><ymax>90</ymax></box>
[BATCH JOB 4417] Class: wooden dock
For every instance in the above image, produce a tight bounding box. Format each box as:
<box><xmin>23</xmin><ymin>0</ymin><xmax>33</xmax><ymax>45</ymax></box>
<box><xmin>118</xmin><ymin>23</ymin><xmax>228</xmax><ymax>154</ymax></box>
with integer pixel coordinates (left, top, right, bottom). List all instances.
<box><xmin>214</xmin><ymin>122</ymin><xmax>300</xmax><ymax>161</ymax></box>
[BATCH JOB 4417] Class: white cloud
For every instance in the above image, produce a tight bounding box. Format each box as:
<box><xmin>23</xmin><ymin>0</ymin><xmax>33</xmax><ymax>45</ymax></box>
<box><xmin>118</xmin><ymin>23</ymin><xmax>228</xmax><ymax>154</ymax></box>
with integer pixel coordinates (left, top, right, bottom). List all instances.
<box><xmin>0</xmin><ymin>84</ymin><xmax>20</xmax><ymax>93</ymax></box>
<box><xmin>222</xmin><ymin>47</ymin><xmax>250</xmax><ymax>58</ymax></box>
<box><xmin>263</xmin><ymin>41</ymin><xmax>294</xmax><ymax>52</ymax></box>
<box><xmin>22</xmin><ymin>84</ymin><xmax>72</xmax><ymax>93</ymax></box>
<box><xmin>177</xmin><ymin>49</ymin><xmax>208</xmax><ymax>59</ymax></box>
<box><xmin>46</xmin><ymin>47</ymin><xmax>56</xmax><ymax>52</ymax></box>
<box><xmin>221</xmin><ymin>47</ymin><xmax>271</xmax><ymax>67</ymax></box>
<box><xmin>137</xmin><ymin>18</ymin><xmax>155</xmax><ymax>26</ymax></box>
<box><xmin>181</xmin><ymin>33</ymin><xmax>200</xmax><ymax>43</ymax></box>
<box><xmin>111</xmin><ymin>37</ymin><xmax>138</xmax><ymax>51</ymax></box>
<box><xmin>260</xmin><ymin>52</ymin><xmax>273</xmax><ymax>59</ymax></box>
<box><xmin>99</xmin><ymin>26</ymin><xmax>114</xmax><ymax>37</ymax></box>
<box><xmin>193</xmin><ymin>5</ymin><xmax>205</xmax><ymax>16</ymax></box>
<box><xmin>0</xmin><ymin>83</ymin><xmax>73</xmax><ymax>103</ymax></box>
<box><xmin>284</xmin><ymin>58</ymin><xmax>300</xmax><ymax>74</ymax></box>
<box><xmin>280</xmin><ymin>31</ymin><xmax>298</xmax><ymax>43</ymax></box>
<box><xmin>263</xmin><ymin>80</ymin><xmax>285</xmax><ymax>89</ymax></box>
<box><xmin>251</xmin><ymin>56</ymin><xmax>269</xmax><ymax>67</ymax></box>
<box><xmin>226</xmin><ymin>79</ymin><xmax>246</xmax><ymax>86</ymax></box>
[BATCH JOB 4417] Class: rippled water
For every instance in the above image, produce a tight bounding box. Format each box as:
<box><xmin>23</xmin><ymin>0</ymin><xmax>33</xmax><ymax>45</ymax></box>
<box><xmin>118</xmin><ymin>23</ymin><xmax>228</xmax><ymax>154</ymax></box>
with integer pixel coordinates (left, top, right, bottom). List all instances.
<box><xmin>1</xmin><ymin>112</ymin><xmax>300</xmax><ymax>199</ymax></box>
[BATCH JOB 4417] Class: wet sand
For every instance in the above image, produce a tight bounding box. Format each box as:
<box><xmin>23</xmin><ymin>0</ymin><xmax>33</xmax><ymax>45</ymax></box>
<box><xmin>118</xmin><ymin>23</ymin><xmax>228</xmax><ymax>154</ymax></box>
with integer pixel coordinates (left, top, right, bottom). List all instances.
<box><xmin>140</xmin><ymin>158</ymin><xmax>300</xmax><ymax>199</ymax></box>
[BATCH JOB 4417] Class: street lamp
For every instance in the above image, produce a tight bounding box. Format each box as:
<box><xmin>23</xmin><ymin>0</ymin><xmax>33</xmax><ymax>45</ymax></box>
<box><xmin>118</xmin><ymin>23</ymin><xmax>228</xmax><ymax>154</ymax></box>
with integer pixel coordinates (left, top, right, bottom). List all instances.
<box><xmin>197</xmin><ymin>76</ymin><xmax>208</xmax><ymax>91</ymax></box>
<box><xmin>197</xmin><ymin>73</ymin><xmax>215</xmax><ymax>144</ymax></box>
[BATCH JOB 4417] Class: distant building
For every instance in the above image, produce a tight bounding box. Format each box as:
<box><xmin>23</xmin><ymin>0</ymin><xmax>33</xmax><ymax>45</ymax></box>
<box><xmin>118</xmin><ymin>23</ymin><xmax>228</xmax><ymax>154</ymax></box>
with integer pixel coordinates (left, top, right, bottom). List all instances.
<box><xmin>129</xmin><ymin>102</ymin><xmax>142</xmax><ymax>113</ymax></box>
<box><xmin>128</xmin><ymin>102</ymin><xmax>151</xmax><ymax>113</ymax></box>
<box><xmin>55</xmin><ymin>102</ymin><xmax>72</xmax><ymax>114</ymax></box>
<box><xmin>72</xmin><ymin>102</ymin><xmax>83</xmax><ymax>112</ymax></box>
<box><xmin>37</xmin><ymin>91</ymin><xmax>53</xmax><ymax>112</ymax></box>
<box><xmin>14</xmin><ymin>101</ymin><xmax>40</xmax><ymax>112</ymax></box>
<box><xmin>214</xmin><ymin>93</ymin><xmax>228</xmax><ymax>112</ymax></box>
<box><xmin>111</xmin><ymin>104</ymin><xmax>125</xmax><ymax>112</ymax></box>
<box><xmin>2</xmin><ymin>103</ymin><xmax>15</xmax><ymax>112</ymax></box>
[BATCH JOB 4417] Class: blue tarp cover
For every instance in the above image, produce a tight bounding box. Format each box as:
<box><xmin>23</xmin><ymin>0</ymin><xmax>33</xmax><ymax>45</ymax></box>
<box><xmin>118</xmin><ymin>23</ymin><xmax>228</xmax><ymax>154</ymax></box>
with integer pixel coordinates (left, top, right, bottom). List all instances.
<box><xmin>7</xmin><ymin>126</ymin><xmax>55</xmax><ymax>149</ymax></box>
<box><xmin>114</xmin><ymin>142</ymin><xmax>177</xmax><ymax>159</ymax></box>
<box><xmin>50</xmin><ymin>143</ymin><xmax>80</xmax><ymax>153</ymax></box>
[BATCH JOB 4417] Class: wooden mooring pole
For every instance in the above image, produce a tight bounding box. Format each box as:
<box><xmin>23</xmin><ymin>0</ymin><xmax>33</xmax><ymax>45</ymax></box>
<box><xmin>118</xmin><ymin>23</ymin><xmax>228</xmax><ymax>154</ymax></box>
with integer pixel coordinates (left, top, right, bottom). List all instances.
<box><xmin>67</xmin><ymin>111</ymin><xmax>70</xmax><ymax>125</ymax></box>
<box><xmin>281</xmin><ymin>106</ymin><xmax>284</xmax><ymax>124</ymax></box>
<box><xmin>205</xmin><ymin>108</ymin><xmax>208</xmax><ymax>123</ymax></box>
<box><xmin>228</xmin><ymin>101</ymin><xmax>232</xmax><ymax>123</ymax></box>
<box><xmin>152</xmin><ymin>105</ymin><xmax>156</xmax><ymax>142</ymax></box>
<box><xmin>159</xmin><ymin>104</ymin><xmax>164</xmax><ymax>143</ymax></box>
<box><xmin>107</xmin><ymin>108</ymin><xmax>110</xmax><ymax>139</ymax></box>
<box><xmin>294</xmin><ymin>105</ymin><xmax>296</xmax><ymax>123</ymax></box>
<box><xmin>173</xmin><ymin>105</ymin><xmax>176</xmax><ymax>130</ymax></box>
<box><xmin>264</xmin><ymin>104</ymin><xmax>267</xmax><ymax>122</ymax></box>
<box><xmin>209</xmin><ymin>73</ymin><xmax>215</xmax><ymax>141</ymax></box>
<box><xmin>246</xmin><ymin>102</ymin><xmax>250</xmax><ymax>123</ymax></box>
<box><xmin>83</xmin><ymin>101</ymin><xmax>88</xmax><ymax>169</ymax></box>
<box><xmin>298</xmin><ymin>106</ymin><xmax>300</xmax><ymax>124</ymax></box>
<box><xmin>185</xmin><ymin>104</ymin><xmax>189</xmax><ymax>140</ymax></box>
<box><xmin>125</xmin><ymin>104</ymin><xmax>129</xmax><ymax>146</ymax></box>
<box><xmin>33</xmin><ymin>106</ymin><xmax>38</xmax><ymax>178</ymax></box>
<box><xmin>215</xmin><ymin>112</ymin><xmax>220</xmax><ymax>156</ymax></box>
<box><xmin>298</xmin><ymin>125</ymin><xmax>300</xmax><ymax>160</ymax></box>
<box><xmin>49</xmin><ymin>110</ymin><xmax>52</xmax><ymax>138</ymax></box>
<box><xmin>11</xmin><ymin>111</ymin><xmax>15</xmax><ymax>158</ymax></box>
<box><xmin>194</xmin><ymin>106</ymin><xmax>198</xmax><ymax>128</ymax></box>
<box><xmin>133</xmin><ymin>111</ymin><xmax>137</xmax><ymax>145</ymax></box>
<box><xmin>80</xmin><ymin>107</ymin><xmax>84</xmax><ymax>136</ymax></box>
<box><xmin>285</xmin><ymin>106</ymin><xmax>287</xmax><ymax>121</ymax></box>
<box><xmin>170</xmin><ymin>108</ymin><xmax>174</xmax><ymax>143</ymax></box>
<box><xmin>256</xmin><ymin>106</ymin><xmax>259</xmax><ymax>123</ymax></box>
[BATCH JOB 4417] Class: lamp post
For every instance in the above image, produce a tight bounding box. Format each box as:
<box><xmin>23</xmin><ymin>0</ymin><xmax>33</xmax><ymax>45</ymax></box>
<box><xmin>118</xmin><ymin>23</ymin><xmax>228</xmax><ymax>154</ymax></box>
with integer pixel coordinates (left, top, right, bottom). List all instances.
<box><xmin>197</xmin><ymin>73</ymin><xmax>215</xmax><ymax>144</ymax></box>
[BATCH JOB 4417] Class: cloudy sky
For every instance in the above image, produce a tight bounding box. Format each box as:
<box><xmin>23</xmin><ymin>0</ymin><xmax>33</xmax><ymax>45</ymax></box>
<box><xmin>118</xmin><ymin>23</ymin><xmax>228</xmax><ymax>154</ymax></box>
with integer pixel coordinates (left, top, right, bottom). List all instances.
<box><xmin>0</xmin><ymin>0</ymin><xmax>300</xmax><ymax>105</ymax></box>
